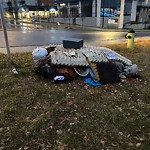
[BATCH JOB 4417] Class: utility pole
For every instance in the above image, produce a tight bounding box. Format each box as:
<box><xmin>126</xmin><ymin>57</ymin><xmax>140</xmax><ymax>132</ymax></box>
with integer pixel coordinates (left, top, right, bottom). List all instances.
<box><xmin>0</xmin><ymin>1</ymin><xmax>12</xmax><ymax>63</ymax></box>
<box><xmin>0</xmin><ymin>1</ymin><xmax>18</xmax><ymax>74</ymax></box>
<box><xmin>131</xmin><ymin>0</ymin><xmax>138</xmax><ymax>21</ymax></box>
<box><xmin>96</xmin><ymin>0</ymin><xmax>101</xmax><ymax>27</ymax></box>
<box><xmin>102</xmin><ymin>0</ymin><xmax>105</xmax><ymax>28</ymax></box>
<box><xmin>118</xmin><ymin>0</ymin><xmax>125</xmax><ymax>29</ymax></box>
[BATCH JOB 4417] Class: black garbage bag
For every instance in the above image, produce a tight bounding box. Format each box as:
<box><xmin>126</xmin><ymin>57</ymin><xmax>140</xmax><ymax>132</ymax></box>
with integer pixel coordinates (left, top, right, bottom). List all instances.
<box><xmin>33</xmin><ymin>57</ymin><xmax>58</xmax><ymax>78</ymax></box>
<box><xmin>96</xmin><ymin>62</ymin><xmax>121</xmax><ymax>84</ymax></box>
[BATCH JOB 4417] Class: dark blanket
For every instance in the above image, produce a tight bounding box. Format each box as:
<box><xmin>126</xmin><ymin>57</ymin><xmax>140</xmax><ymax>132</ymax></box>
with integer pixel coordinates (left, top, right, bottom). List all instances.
<box><xmin>96</xmin><ymin>62</ymin><xmax>121</xmax><ymax>84</ymax></box>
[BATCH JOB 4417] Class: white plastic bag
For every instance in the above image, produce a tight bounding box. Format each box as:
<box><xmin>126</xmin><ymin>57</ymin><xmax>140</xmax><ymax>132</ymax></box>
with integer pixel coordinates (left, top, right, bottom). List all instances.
<box><xmin>32</xmin><ymin>47</ymin><xmax>48</xmax><ymax>63</ymax></box>
<box><xmin>124</xmin><ymin>64</ymin><xmax>138</xmax><ymax>77</ymax></box>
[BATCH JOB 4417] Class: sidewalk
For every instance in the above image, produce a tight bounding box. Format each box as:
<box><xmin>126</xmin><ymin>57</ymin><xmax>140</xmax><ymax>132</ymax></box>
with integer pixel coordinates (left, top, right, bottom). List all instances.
<box><xmin>0</xmin><ymin>46</ymin><xmax>39</xmax><ymax>54</ymax></box>
<box><xmin>0</xmin><ymin>20</ymin><xmax>150</xmax><ymax>54</ymax></box>
<box><xmin>0</xmin><ymin>36</ymin><xmax>149</xmax><ymax>54</ymax></box>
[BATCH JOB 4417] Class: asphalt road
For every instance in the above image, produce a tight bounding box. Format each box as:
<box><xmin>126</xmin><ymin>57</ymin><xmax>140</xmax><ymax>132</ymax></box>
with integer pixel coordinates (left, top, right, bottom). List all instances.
<box><xmin>0</xmin><ymin>22</ymin><xmax>150</xmax><ymax>48</ymax></box>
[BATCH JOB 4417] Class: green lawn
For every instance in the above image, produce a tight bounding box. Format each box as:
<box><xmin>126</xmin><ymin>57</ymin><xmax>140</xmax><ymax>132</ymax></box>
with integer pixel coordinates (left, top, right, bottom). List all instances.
<box><xmin>0</xmin><ymin>40</ymin><xmax>150</xmax><ymax>150</ymax></box>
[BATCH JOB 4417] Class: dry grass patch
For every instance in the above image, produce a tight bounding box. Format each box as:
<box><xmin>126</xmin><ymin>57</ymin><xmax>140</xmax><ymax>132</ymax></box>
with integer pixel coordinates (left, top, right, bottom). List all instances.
<box><xmin>0</xmin><ymin>40</ymin><xmax>150</xmax><ymax>150</ymax></box>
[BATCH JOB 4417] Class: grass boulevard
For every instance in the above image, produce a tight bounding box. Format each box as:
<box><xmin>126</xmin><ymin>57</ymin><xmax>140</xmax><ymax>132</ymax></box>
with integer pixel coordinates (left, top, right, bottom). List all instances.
<box><xmin>0</xmin><ymin>39</ymin><xmax>150</xmax><ymax>150</ymax></box>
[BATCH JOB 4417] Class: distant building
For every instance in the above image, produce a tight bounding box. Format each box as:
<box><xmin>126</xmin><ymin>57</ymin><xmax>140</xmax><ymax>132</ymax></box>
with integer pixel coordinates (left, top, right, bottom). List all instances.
<box><xmin>54</xmin><ymin>0</ymin><xmax>150</xmax><ymax>28</ymax></box>
<box><xmin>1</xmin><ymin>0</ymin><xmax>150</xmax><ymax>28</ymax></box>
<box><xmin>2</xmin><ymin>0</ymin><xmax>56</xmax><ymax>20</ymax></box>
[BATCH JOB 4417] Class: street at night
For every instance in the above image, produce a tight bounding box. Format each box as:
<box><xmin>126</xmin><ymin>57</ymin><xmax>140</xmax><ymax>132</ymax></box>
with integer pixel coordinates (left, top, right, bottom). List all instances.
<box><xmin>0</xmin><ymin>21</ymin><xmax>150</xmax><ymax>49</ymax></box>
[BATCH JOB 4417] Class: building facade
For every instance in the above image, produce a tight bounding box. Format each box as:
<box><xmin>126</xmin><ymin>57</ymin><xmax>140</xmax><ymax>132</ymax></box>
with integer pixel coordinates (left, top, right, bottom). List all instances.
<box><xmin>54</xmin><ymin>0</ymin><xmax>150</xmax><ymax>28</ymax></box>
<box><xmin>1</xmin><ymin>0</ymin><xmax>150</xmax><ymax>28</ymax></box>
<box><xmin>1</xmin><ymin>0</ymin><xmax>55</xmax><ymax>20</ymax></box>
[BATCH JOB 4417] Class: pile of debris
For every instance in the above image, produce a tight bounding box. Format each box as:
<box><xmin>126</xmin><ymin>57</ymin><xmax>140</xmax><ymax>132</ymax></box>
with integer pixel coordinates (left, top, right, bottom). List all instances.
<box><xmin>32</xmin><ymin>39</ymin><xmax>139</xmax><ymax>86</ymax></box>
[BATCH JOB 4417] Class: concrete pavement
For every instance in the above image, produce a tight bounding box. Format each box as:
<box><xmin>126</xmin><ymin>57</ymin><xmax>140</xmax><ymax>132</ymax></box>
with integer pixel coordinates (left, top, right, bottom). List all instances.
<box><xmin>0</xmin><ymin>36</ymin><xmax>149</xmax><ymax>54</ymax></box>
<box><xmin>0</xmin><ymin>46</ymin><xmax>39</xmax><ymax>54</ymax></box>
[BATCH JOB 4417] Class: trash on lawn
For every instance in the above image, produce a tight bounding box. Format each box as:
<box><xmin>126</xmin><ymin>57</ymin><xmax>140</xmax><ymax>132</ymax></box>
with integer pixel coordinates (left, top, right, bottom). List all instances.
<box><xmin>32</xmin><ymin>44</ymin><xmax>140</xmax><ymax>86</ymax></box>
<box><xmin>32</xmin><ymin>47</ymin><xmax>48</xmax><ymax>63</ymax></box>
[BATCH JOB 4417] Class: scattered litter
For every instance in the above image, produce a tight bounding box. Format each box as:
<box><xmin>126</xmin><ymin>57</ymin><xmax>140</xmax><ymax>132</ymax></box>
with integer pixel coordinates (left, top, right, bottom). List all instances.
<box><xmin>54</xmin><ymin>76</ymin><xmax>65</xmax><ymax>81</ymax></box>
<box><xmin>32</xmin><ymin>44</ymin><xmax>140</xmax><ymax>86</ymax></box>
<box><xmin>32</xmin><ymin>47</ymin><xmax>48</xmax><ymax>63</ymax></box>
<box><xmin>56</xmin><ymin>22</ymin><xmax>60</xmax><ymax>26</ymax></box>
<box><xmin>12</xmin><ymin>68</ymin><xmax>18</xmax><ymax>75</ymax></box>
<box><xmin>124</xmin><ymin>64</ymin><xmax>139</xmax><ymax>78</ymax></box>
<box><xmin>105</xmin><ymin>51</ymin><xmax>116</xmax><ymax>60</ymax></box>
<box><xmin>83</xmin><ymin>68</ymin><xmax>101</xmax><ymax>87</ymax></box>
<box><xmin>74</xmin><ymin>67</ymin><xmax>90</xmax><ymax>77</ymax></box>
